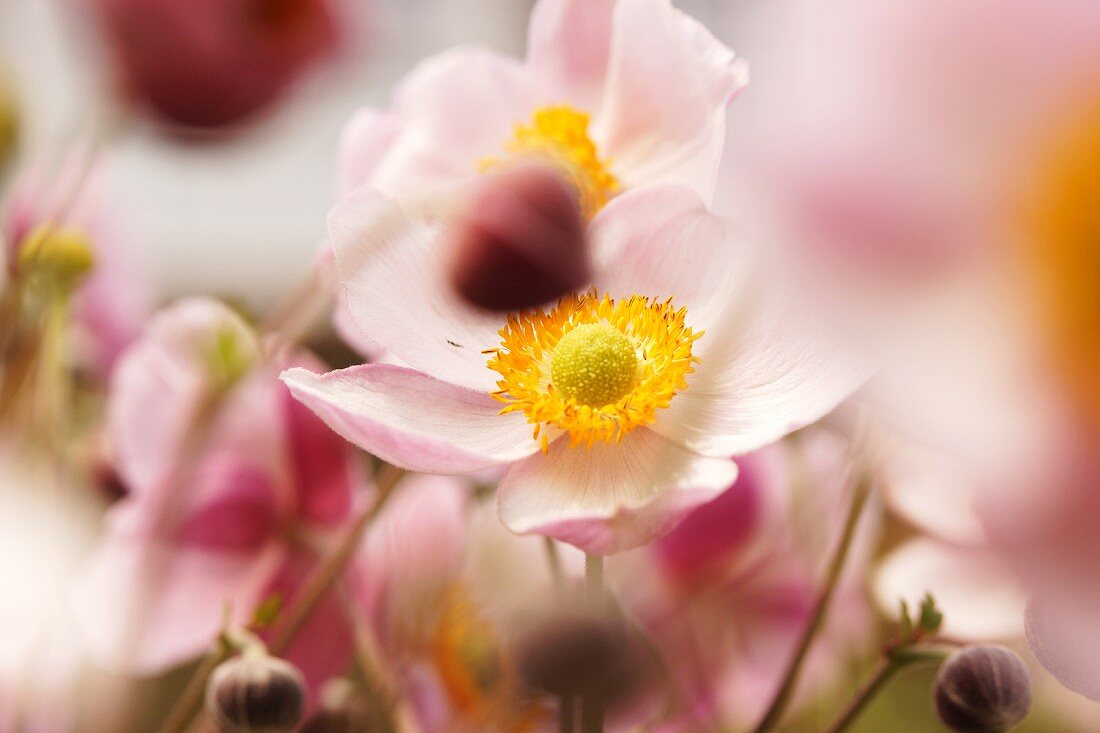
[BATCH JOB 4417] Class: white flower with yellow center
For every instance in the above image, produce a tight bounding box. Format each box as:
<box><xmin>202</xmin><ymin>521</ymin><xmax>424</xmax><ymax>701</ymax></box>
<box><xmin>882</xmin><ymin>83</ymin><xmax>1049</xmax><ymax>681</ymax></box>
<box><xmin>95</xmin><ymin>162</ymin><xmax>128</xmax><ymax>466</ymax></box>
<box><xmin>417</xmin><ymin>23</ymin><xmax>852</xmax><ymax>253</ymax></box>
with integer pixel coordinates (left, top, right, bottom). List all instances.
<box><xmin>283</xmin><ymin>185</ymin><xmax>862</xmax><ymax>554</ymax></box>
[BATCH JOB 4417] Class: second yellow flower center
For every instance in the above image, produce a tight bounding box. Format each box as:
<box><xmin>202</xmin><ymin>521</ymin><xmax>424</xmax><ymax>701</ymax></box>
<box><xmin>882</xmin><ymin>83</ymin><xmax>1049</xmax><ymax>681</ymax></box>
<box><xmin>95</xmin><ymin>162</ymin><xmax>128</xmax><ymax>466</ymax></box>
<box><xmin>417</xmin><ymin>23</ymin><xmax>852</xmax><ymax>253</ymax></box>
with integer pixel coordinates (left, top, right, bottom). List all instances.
<box><xmin>485</xmin><ymin>105</ymin><xmax>619</xmax><ymax>220</ymax></box>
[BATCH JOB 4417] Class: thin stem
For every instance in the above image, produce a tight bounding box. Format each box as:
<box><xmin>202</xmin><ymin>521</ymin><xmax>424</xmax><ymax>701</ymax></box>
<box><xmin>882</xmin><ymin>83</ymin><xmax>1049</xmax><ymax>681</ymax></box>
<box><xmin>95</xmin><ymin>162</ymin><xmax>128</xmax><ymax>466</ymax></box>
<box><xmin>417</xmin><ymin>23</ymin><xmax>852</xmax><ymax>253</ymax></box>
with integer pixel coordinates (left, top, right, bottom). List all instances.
<box><xmin>750</xmin><ymin>470</ymin><xmax>873</xmax><ymax>733</ymax></box>
<box><xmin>560</xmin><ymin>696</ymin><xmax>576</xmax><ymax>733</ymax></box>
<box><xmin>544</xmin><ymin>537</ymin><xmax>565</xmax><ymax>595</ymax></box>
<box><xmin>823</xmin><ymin>649</ymin><xmax>946</xmax><ymax>733</ymax></box>
<box><xmin>270</xmin><ymin>464</ymin><xmax>405</xmax><ymax>654</ymax></box>
<box><xmin>581</xmin><ymin>553</ymin><xmax>605</xmax><ymax>733</ymax></box>
<box><xmin>155</xmin><ymin>645</ymin><xmax>230</xmax><ymax>733</ymax></box>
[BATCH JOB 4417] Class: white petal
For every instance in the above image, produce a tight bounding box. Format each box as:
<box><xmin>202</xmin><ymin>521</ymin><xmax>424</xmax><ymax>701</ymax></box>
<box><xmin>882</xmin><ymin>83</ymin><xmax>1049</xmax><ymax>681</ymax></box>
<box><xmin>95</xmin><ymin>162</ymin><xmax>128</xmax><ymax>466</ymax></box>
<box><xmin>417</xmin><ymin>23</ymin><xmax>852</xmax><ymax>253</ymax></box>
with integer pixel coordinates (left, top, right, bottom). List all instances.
<box><xmin>330</xmin><ymin>187</ymin><xmax>505</xmax><ymax>391</ymax></box>
<box><xmin>281</xmin><ymin>364</ymin><xmax>539</xmax><ymax>473</ymax></box>
<box><xmin>498</xmin><ymin>428</ymin><xmax>737</xmax><ymax>555</ymax></box>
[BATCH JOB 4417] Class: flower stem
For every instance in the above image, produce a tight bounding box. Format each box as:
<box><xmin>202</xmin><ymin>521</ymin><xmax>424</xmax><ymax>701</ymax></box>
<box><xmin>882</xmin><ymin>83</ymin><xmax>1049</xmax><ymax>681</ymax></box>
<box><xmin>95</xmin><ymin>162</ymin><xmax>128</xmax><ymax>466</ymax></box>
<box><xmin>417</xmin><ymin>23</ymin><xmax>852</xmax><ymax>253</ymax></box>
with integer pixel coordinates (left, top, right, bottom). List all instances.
<box><xmin>823</xmin><ymin>649</ymin><xmax>946</xmax><ymax>733</ymax></box>
<box><xmin>270</xmin><ymin>463</ymin><xmax>405</xmax><ymax>653</ymax></box>
<box><xmin>582</xmin><ymin>553</ymin><xmax>605</xmax><ymax>733</ymax></box>
<box><xmin>750</xmin><ymin>468</ymin><xmax>873</xmax><ymax>733</ymax></box>
<box><xmin>155</xmin><ymin>645</ymin><xmax>230</xmax><ymax>733</ymax></box>
<box><xmin>544</xmin><ymin>537</ymin><xmax>565</xmax><ymax>595</ymax></box>
<box><xmin>561</xmin><ymin>696</ymin><xmax>576</xmax><ymax>733</ymax></box>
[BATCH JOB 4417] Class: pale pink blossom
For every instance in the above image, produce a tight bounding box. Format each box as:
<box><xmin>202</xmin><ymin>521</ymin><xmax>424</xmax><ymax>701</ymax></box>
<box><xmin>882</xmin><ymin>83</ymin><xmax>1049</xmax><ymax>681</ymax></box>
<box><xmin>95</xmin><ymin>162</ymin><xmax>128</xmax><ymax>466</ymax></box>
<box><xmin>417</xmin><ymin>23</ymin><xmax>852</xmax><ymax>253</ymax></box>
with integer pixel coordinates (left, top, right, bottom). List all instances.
<box><xmin>73</xmin><ymin>298</ymin><xmax>366</xmax><ymax>699</ymax></box>
<box><xmin>284</xmin><ymin>185</ymin><xmax>863</xmax><ymax>554</ymax></box>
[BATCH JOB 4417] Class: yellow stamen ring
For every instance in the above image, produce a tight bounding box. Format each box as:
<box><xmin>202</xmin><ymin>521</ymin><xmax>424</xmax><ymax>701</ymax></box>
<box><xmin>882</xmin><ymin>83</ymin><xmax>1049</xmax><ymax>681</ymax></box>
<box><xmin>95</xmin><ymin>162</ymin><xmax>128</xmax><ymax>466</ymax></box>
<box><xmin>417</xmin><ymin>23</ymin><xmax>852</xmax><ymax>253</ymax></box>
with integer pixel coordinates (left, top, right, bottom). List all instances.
<box><xmin>486</xmin><ymin>290</ymin><xmax>702</xmax><ymax>450</ymax></box>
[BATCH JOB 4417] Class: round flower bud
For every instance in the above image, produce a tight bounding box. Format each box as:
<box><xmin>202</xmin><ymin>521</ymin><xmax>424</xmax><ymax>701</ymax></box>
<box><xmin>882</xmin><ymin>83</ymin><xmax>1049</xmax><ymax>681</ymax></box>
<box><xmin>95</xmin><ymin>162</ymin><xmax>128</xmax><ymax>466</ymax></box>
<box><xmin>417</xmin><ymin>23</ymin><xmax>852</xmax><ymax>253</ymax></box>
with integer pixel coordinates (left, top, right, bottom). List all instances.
<box><xmin>17</xmin><ymin>224</ymin><xmax>96</xmax><ymax>292</ymax></box>
<box><xmin>515</xmin><ymin>614</ymin><xmax>641</xmax><ymax>704</ymax></box>
<box><xmin>448</xmin><ymin>161</ymin><xmax>590</xmax><ymax>312</ymax></box>
<box><xmin>934</xmin><ymin>645</ymin><xmax>1031</xmax><ymax>733</ymax></box>
<box><xmin>205</xmin><ymin>652</ymin><xmax>306</xmax><ymax>733</ymax></box>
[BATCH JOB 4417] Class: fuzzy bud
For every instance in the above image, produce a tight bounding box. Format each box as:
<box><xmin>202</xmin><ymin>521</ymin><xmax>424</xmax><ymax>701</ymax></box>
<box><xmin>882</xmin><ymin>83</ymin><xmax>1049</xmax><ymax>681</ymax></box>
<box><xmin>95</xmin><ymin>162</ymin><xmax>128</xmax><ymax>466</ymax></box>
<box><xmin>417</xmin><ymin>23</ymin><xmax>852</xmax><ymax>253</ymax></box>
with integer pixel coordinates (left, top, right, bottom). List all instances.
<box><xmin>17</xmin><ymin>224</ymin><xmax>96</xmax><ymax>292</ymax></box>
<box><xmin>205</xmin><ymin>652</ymin><xmax>306</xmax><ymax>733</ymax></box>
<box><xmin>448</xmin><ymin>161</ymin><xmax>590</xmax><ymax>312</ymax></box>
<box><xmin>934</xmin><ymin>645</ymin><xmax>1031</xmax><ymax>733</ymax></box>
<box><xmin>515</xmin><ymin>614</ymin><xmax>641</xmax><ymax>704</ymax></box>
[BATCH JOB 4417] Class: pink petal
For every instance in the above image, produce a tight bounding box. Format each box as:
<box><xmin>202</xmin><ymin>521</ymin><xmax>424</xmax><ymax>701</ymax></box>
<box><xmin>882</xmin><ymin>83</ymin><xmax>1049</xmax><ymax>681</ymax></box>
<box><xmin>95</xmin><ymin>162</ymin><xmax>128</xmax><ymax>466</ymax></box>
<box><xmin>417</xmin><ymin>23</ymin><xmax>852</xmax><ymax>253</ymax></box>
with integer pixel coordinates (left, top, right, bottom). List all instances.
<box><xmin>369</xmin><ymin>48</ymin><xmax>537</xmax><ymax>199</ymax></box>
<box><xmin>527</xmin><ymin>0</ymin><xmax>616</xmax><ymax>109</ymax></box>
<box><xmin>335</xmin><ymin>107</ymin><xmax>402</xmax><ymax>200</ymax></box>
<box><xmin>1026</xmin><ymin>591</ymin><xmax>1100</xmax><ymax>701</ymax></box>
<box><xmin>330</xmin><ymin>187</ymin><xmax>506</xmax><ymax>391</ymax></box>
<box><xmin>73</xmin><ymin>533</ymin><xmax>283</xmax><ymax>673</ymax></box>
<box><xmin>593</xmin><ymin>0</ymin><xmax>749</xmax><ymax>203</ymax></box>
<box><xmin>650</xmin><ymin>278</ymin><xmax>867</xmax><ymax>457</ymax></box>
<box><xmin>589</xmin><ymin>184</ymin><xmax>743</xmax><ymax>331</ymax></box>
<box><xmin>175</xmin><ymin>459</ymin><xmax>277</xmax><ymax>551</ymax></box>
<box><xmin>108</xmin><ymin>298</ymin><xmax>259</xmax><ymax>494</ymax></box>
<box><xmin>281</xmin><ymin>375</ymin><xmax>357</xmax><ymax>526</ymax></box>
<box><xmin>281</xmin><ymin>364</ymin><xmax>540</xmax><ymax>473</ymax></box>
<box><xmin>874</xmin><ymin>539</ymin><xmax>1026</xmax><ymax>641</ymax></box>
<box><xmin>497</xmin><ymin>428</ymin><xmax>737</xmax><ymax>555</ymax></box>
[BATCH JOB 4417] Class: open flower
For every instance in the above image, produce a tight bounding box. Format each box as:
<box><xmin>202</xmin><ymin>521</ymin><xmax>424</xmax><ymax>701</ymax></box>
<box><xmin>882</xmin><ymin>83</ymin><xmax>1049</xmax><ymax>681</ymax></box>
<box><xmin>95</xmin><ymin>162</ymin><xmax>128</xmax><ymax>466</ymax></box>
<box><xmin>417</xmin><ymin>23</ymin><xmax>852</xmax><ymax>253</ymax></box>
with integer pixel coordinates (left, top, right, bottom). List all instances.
<box><xmin>337</xmin><ymin>0</ymin><xmax>748</xmax><ymax>209</ymax></box>
<box><xmin>74</xmin><ymin>299</ymin><xmax>366</xmax><ymax>696</ymax></box>
<box><xmin>284</xmin><ymin>185</ymin><xmax>862</xmax><ymax>554</ymax></box>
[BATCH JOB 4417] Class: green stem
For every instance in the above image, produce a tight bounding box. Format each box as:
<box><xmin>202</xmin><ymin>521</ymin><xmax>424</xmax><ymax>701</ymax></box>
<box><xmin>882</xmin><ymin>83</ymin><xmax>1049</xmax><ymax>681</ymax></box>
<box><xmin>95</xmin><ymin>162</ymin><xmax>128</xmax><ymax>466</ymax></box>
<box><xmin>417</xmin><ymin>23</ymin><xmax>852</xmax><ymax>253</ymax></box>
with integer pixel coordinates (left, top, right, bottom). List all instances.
<box><xmin>581</xmin><ymin>553</ymin><xmax>605</xmax><ymax>733</ymax></box>
<box><xmin>823</xmin><ymin>649</ymin><xmax>946</xmax><ymax>733</ymax></box>
<box><xmin>750</xmin><ymin>471</ymin><xmax>873</xmax><ymax>733</ymax></box>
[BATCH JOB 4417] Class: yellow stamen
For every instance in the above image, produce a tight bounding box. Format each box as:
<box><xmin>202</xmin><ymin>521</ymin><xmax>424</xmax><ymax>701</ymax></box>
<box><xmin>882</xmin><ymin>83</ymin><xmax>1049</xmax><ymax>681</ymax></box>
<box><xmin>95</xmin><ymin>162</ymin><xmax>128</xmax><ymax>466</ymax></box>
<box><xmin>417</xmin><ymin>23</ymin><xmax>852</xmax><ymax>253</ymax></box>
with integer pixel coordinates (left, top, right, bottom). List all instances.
<box><xmin>486</xmin><ymin>290</ymin><xmax>702</xmax><ymax>449</ymax></box>
<box><xmin>484</xmin><ymin>105</ymin><xmax>618</xmax><ymax>220</ymax></box>
<box><xmin>17</xmin><ymin>223</ymin><xmax>95</xmax><ymax>291</ymax></box>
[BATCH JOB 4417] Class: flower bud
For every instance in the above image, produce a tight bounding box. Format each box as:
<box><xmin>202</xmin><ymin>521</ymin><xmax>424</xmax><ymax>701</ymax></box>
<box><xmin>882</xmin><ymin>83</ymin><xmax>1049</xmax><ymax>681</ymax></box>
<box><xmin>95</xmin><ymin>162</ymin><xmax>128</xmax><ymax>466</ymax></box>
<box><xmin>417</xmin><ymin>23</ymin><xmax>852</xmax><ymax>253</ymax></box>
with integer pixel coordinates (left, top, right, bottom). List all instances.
<box><xmin>515</xmin><ymin>614</ymin><xmax>641</xmax><ymax>705</ymax></box>
<box><xmin>934</xmin><ymin>645</ymin><xmax>1031</xmax><ymax>733</ymax></box>
<box><xmin>448</xmin><ymin>161</ymin><xmax>590</xmax><ymax>312</ymax></box>
<box><xmin>17</xmin><ymin>223</ymin><xmax>96</xmax><ymax>292</ymax></box>
<box><xmin>205</xmin><ymin>652</ymin><xmax>306</xmax><ymax>733</ymax></box>
<box><xmin>298</xmin><ymin>679</ymin><xmax>376</xmax><ymax>733</ymax></box>
<box><xmin>88</xmin><ymin>0</ymin><xmax>339</xmax><ymax>131</ymax></box>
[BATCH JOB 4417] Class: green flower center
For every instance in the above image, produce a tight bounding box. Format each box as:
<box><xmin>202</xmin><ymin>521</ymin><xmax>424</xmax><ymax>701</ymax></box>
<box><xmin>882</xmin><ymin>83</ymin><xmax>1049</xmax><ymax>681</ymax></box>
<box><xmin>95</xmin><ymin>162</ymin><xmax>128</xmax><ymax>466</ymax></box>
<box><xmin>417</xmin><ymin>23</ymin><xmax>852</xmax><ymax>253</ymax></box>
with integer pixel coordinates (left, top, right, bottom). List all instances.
<box><xmin>550</xmin><ymin>323</ymin><xmax>639</xmax><ymax>407</ymax></box>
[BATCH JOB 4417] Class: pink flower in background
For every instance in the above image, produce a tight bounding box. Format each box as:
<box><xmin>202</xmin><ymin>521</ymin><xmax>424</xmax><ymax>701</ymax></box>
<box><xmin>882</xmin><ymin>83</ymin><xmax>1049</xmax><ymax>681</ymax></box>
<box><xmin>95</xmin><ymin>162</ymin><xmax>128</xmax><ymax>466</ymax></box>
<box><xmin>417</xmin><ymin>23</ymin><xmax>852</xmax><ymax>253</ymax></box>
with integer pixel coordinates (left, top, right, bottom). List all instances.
<box><xmin>74</xmin><ymin>298</ymin><xmax>367</xmax><ymax>697</ymax></box>
<box><xmin>616</xmin><ymin>432</ymin><xmax>876</xmax><ymax>729</ymax></box>
<box><xmin>726</xmin><ymin>0</ymin><xmax>1100</xmax><ymax>699</ymax></box>
<box><xmin>3</xmin><ymin>150</ymin><xmax>150</xmax><ymax>377</ymax></box>
<box><xmin>352</xmin><ymin>474</ymin><xmax>582</xmax><ymax>730</ymax></box>
<box><xmin>284</xmin><ymin>185</ymin><xmax>863</xmax><ymax>555</ymax></box>
<box><xmin>336</xmin><ymin>0</ymin><xmax>749</xmax><ymax>207</ymax></box>
<box><xmin>89</xmin><ymin>0</ymin><xmax>344</xmax><ymax>130</ymax></box>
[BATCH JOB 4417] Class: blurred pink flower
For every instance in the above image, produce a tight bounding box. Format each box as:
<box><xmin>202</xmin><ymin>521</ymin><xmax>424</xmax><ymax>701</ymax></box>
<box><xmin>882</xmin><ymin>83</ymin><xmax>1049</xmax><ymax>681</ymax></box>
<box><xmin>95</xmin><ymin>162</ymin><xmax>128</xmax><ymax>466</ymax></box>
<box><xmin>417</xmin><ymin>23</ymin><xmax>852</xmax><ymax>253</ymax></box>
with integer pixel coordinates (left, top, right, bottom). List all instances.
<box><xmin>726</xmin><ymin>0</ymin><xmax>1100</xmax><ymax>698</ymax></box>
<box><xmin>73</xmin><ymin>298</ymin><xmax>366</xmax><ymax>699</ymax></box>
<box><xmin>89</xmin><ymin>0</ymin><xmax>343</xmax><ymax>129</ymax></box>
<box><xmin>284</xmin><ymin>185</ymin><xmax>863</xmax><ymax>555</ymax></box>
<box><xmin>616</xmin><ymin>431</ymin><xmax>876</xmax><ymax>729</ymax></box>
<box><xmin>3</xmin><ymin>150</ymin><xmax>150</xmax><ymax>376</ymax></box>
<box><xmin>336</xmin><ymin>0</ymin><xmax>749</xmax><ymax>205</ymax></box>
<box><xmin>352</xmin><ymin>474</ymin><xmax>581</xmax><ymax>730</ymax></box>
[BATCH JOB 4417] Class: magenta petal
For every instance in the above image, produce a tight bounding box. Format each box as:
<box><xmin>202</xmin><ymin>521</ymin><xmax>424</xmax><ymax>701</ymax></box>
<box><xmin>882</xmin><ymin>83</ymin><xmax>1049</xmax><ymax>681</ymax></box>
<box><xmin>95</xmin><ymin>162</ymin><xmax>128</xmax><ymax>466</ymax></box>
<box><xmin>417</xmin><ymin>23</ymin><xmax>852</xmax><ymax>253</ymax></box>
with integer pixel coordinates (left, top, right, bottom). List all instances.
<box><xmin>175</xmin><ymin>460</ymin><xmax>277</xmax><ymax>552</ymax></box>
<box><xmin>281</xmin><ymin>379</ymin><xmax>356</xmax><ymax>526</ymax></box>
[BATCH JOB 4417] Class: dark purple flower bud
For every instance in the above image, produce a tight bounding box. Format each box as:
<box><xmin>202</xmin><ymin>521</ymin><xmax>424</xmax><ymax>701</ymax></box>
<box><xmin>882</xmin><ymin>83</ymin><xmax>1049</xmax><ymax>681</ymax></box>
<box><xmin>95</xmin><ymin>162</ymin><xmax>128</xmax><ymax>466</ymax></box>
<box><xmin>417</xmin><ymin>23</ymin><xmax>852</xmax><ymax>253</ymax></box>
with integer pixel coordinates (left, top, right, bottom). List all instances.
<box><xmin>87</xmin><ymin>0</ymin><xmax>340</xmax><ymax>131</ymax></box>
<box><xmin>206</xmin><ymin>652</ymin><xmax>306</xmax><ymax>733</ymax></box>
<box><xmin>448</xmin><ymin>161</ymin><xmax>591</xmax><ymax>312</ymax></box>
<box><xmin>515</xmin><ymin>614</ymin><xmax>641</xmax><ymax>705</ymax></box>
<box><xmin>934</xmin><ymin>645</ymin><xmax>1031</xmax><ymax>733</ymax></box>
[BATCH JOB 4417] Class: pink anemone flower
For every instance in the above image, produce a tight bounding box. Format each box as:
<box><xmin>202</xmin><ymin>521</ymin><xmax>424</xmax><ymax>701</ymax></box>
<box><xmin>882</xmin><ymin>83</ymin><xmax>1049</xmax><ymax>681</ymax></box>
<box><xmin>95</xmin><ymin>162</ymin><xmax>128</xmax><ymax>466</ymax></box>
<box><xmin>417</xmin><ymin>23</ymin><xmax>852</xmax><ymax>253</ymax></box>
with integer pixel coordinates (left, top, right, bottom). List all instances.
<box><xmin>336</xmin><ymin>0</ymin><xmax>749</xmax><ymax>210</ymax></box>
<box><xmin>284</xmin><ymin>185</ymin><xmax>863</xmax><ymax>555</ymax></box>
<box><xmin>73</xmin><ymin>298</ymin><xmax>367</xmax><ymax>699</ymax></box>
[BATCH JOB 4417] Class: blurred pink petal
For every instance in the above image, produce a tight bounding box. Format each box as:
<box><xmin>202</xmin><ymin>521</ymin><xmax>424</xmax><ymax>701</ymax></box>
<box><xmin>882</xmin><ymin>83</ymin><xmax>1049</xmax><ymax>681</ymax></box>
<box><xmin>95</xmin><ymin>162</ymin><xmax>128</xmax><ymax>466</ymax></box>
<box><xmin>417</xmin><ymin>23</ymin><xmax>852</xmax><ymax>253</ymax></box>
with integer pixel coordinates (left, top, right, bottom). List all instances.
<box><xmin>527</xmin><ymin>0</ymin><xmax>616</xmax><ymax>108</ymax></box>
